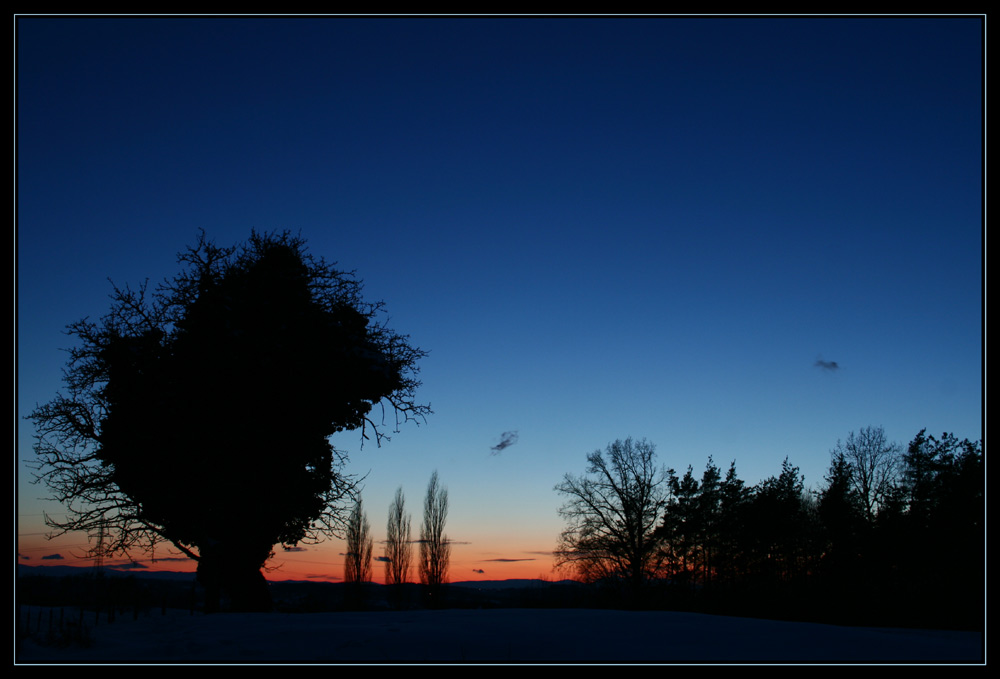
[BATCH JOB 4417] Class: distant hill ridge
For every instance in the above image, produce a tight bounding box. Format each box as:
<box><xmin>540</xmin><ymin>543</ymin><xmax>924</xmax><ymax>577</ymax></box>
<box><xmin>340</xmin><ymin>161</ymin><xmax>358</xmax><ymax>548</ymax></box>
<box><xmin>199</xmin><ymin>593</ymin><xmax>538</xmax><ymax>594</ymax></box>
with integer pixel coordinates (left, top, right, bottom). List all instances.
<box><xmin>17</xmin><ymin>564</ymin><xmax>578</xmax><ymax>589</ymax></box>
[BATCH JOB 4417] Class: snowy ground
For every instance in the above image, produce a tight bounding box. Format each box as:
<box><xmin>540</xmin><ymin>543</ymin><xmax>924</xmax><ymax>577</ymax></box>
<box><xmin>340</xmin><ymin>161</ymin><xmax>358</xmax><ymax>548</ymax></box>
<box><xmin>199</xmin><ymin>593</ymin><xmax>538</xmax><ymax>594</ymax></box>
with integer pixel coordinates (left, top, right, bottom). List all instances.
<box><xmin>16</xmin><ymin>606</ymin><xmax>984</xmax><ymax>665</ymax></box>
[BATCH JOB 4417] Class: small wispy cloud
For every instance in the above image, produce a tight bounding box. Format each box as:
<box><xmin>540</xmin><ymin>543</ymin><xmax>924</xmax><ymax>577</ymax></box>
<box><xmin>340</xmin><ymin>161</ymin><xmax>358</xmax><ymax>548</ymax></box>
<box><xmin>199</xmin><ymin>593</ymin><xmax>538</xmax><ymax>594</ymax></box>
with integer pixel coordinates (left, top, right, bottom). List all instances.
<box><xmin>374</xmin><ymin>556</ymin><xmax>391</xmax><ymax>563</ymax></box>
<box><xmin>815</xmin><ymin>357</ymin><xmax>839</xmax><ymax>371</ymax></box>
<box><xmin>472</xmin><ymin>569</ymin><xmax>485</xmax><ymax>574</ymax></box>
<box><xmin>109</xmin><ymin>561</ymin><xmax>147</xmax><ymax>570</ymax></box>
<box><xmin>490</xmin><ymin>431</ymin><xmax>519</xmax><ymax>455</ymax></box>
<box><xmin>41</xmin><ymin>553</ymin><xmax>64</xmax><ymax>560</ymax></box>
<box><xmin>482</xmin><ymin>558</ymin><xmax>536</xmax><ymax>563</ymax></box>
<box><xmin>411</xmin><ymin>539</ymin><xmax>467</xmax><ymax>545</ymax></box>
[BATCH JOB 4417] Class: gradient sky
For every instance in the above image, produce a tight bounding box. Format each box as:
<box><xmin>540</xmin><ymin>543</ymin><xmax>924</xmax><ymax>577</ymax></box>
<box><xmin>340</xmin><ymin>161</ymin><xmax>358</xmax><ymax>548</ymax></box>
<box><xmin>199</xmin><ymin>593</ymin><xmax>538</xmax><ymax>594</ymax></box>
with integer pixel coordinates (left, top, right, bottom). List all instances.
<box><xmin>16</xmin><ymin>16</ymin><xmax>983</xmax><ymax>584</ymax></box>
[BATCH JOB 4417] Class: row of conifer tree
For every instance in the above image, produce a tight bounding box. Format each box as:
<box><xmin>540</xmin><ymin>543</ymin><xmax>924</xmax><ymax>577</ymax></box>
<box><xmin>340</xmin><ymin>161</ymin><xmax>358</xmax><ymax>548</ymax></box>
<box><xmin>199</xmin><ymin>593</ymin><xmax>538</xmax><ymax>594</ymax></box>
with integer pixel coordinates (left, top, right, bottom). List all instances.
<box><xmin>599</xmin><ymin>427</ymin><xmax>982</xmax><ymax>629</ymax></box>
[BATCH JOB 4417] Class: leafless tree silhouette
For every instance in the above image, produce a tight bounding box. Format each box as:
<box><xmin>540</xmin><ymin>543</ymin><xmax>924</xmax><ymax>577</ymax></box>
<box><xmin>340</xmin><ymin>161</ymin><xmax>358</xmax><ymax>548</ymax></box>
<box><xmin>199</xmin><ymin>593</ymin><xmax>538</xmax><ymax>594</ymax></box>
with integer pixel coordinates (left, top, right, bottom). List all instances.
<box><xmin>831</xmin><ymin>426</ymin><xmax>902</xmax><ymax>523</ymax></box>
<box><xmin>555</xmin><ymin>437</ymin><xmax>670</xmax><ymax>592</ymax></box>
<box><xmin>344</xmin><ymin>495</ymin><xmax>373</xmax><ymax>585</ymax></box>
<box><xmin>385</xmin><ymin>486</ymin><xmax>412</xmax><ymax>590</ymax></box>
<box><xmin>419</xmin><ymin>471</ymin><xmax>450</xmax><ymax>605</ymax></box>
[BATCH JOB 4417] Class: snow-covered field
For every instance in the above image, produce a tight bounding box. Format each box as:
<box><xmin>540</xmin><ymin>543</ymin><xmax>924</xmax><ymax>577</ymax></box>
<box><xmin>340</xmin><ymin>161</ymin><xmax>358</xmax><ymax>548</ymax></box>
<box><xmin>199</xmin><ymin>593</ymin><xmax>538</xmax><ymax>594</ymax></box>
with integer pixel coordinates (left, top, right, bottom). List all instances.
<box><xmin>16</xmin><ymin>606</ymin><xmax>983</xmax><ymax>664</ymax></box>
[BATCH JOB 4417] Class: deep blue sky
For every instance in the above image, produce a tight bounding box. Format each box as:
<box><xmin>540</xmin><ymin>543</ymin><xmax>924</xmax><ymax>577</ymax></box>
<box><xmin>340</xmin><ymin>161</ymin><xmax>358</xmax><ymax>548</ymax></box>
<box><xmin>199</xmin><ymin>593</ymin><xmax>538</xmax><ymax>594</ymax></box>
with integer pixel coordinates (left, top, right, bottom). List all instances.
<box><xmin>16</xmin><ymin>16</ymin><xmax>983</xmax><ymax>581</ymax></box>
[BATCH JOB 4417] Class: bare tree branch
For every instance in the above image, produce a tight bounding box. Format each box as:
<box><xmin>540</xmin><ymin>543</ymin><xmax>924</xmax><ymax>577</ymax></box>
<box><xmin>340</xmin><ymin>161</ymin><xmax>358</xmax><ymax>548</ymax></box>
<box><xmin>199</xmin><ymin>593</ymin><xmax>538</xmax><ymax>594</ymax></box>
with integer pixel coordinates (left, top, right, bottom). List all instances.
<box><xmin>555</xmin><ymin>438</ymin><xmax>670</xmax><ymax>591</ymax></box>
<box><xmin>832</xmin><ymin>426</ymin><xmax>902</xmax><ymax>523</ymax></box>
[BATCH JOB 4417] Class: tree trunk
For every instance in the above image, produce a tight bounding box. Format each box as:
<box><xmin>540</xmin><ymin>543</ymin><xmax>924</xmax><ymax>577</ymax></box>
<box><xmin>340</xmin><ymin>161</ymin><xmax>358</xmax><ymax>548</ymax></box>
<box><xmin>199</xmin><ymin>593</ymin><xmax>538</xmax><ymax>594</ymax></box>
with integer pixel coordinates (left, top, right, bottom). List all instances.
<box><xmin>196</xmin><ymin>543</ymin><xmax>272</xmax><ymax>613</ymax></box>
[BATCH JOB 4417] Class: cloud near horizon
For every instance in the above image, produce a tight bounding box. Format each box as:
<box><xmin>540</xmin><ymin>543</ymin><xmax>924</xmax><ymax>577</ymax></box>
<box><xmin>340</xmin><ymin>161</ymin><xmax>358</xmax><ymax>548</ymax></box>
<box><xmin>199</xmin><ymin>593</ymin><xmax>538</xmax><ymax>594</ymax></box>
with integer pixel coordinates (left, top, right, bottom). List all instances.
<box><xmin>109</xmin><ymin>561</ymin><xmax>148</xmax><ymax>570</ymax></box>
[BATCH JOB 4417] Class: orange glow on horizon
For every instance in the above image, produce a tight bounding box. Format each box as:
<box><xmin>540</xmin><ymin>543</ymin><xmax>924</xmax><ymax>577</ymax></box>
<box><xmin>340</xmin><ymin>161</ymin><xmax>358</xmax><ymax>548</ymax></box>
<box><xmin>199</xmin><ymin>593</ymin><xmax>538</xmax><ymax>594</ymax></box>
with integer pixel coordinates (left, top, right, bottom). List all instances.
<box><xmin>19</xmin><ymin>537</ymin><xmax>560</xmax><ymax>586</ymax></box>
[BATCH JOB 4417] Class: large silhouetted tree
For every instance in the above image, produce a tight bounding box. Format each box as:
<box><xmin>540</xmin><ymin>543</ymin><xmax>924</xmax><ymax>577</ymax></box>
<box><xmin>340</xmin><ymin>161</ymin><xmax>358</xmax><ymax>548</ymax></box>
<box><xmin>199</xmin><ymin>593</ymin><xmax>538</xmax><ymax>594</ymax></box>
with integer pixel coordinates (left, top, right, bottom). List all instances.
<box><xmin>28</xmin><ymin>231</ymin><xmax>429</xmax><ymax>612</ymax></box>
<box><xmin>814</xmin><ymin>427</ymin><xmax>982</xmax><ymax>628</ymax></box>
<box><xmin>659</xmin><ymin>464</ymin><xmax>700</xmax><ymax>584</ymax></box>
<box><xmin>901</xmin><ymin>429</ymin><xmax>983</xmax><ymax>535</ymax></box>
<box><xmin>716</xmin><ymin>461</ymin><xmax>749</xmax><ymax>586</ymax></box>
<box><xmin>744</xmin><ymin>458</ymin><xmax>816</xmax><ymax>582</ymax></box>
<box><xmin>896</xmin><ymin>429</ymin><xmax>983</xmax><ymax>626</ymax></box>
<box><xmin>419</xmin><ymin>471</ymin><xmax>450</xmax><ymax>606</ymax></box>
<box><xmin>657</xmin><ymin>458</ymin><xmax>753</xmax><ymax>588</ymax></box>
<box><xmin>817</xmin><ymin>451</ymin><xmax>866</xmax><ymax>585</ymax></box>
<box><xmin>555</xmin><ymin>437</ymin><xmax>670</xmax><ymax>593</ymax></box>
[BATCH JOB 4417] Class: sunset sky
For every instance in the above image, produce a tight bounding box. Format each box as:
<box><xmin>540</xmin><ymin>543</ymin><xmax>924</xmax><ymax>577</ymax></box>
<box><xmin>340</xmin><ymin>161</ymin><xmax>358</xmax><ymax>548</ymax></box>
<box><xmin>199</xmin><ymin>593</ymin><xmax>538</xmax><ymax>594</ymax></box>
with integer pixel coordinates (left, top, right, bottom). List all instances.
<box><xmin>16</xmin><ymin>16</ymin><xmax>983</xmax><ymax>584</ymax></box>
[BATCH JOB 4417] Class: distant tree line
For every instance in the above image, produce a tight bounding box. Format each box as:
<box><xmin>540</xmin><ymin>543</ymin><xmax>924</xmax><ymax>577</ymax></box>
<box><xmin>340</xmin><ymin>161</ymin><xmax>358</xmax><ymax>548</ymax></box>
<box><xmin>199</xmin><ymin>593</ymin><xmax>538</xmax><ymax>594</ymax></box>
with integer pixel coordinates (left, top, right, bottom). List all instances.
<box><xmin>556</xmin><ymin>427</ymin><xmax>983</xmax><ymax>630</ymax></box>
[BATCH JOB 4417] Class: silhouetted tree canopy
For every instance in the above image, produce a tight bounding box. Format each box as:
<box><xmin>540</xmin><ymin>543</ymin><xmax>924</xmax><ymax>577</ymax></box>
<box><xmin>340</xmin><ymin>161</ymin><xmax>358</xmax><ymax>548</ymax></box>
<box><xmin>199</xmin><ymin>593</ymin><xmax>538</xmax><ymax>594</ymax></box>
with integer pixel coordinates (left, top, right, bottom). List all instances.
<box><xmin>743</xmin><ymin>458</ymin><xmax>817</xmax><ymax>582</ymax></box>
<box><xmin>29</xmin><ymin>231</ymin><xmax>429</xmax><ymax>611</ymax></box>
<box><xmin>555</xmin><ymin>427</ymin><xmax>982</xmax><ymax>629</ymax></box>
<box><xmin>555</xmin><ymin>438</ymin><xmax>670</xmax><ymax>593</ymax></box>
<box><xmin>830</xmin><ymin>426</ymin><xmax>902</xmax><ymax>524</ymax></box>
